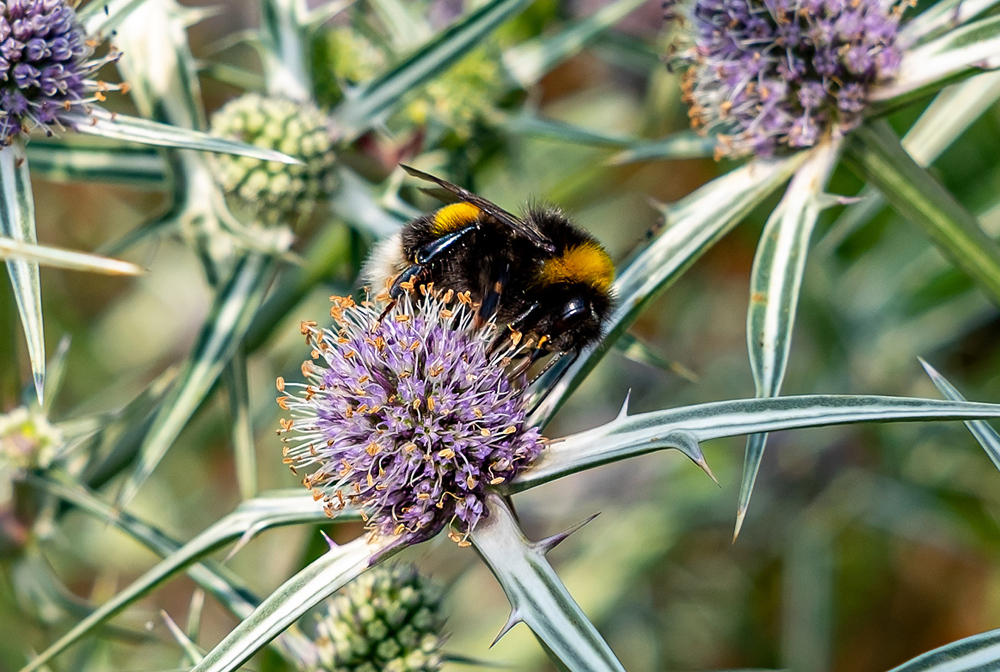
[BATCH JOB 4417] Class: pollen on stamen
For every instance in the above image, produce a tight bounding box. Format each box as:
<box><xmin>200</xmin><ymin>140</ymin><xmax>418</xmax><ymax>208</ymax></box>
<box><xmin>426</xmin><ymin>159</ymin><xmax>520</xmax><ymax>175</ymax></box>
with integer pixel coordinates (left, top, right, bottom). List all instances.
<box><xmin>276</xmin><ymin>288</ymin><xmax>543</xmax><ymax>543</ymax></box>
<box><xmin>669</xmin><ymin>0</ymin><xmax>905</xmax><ymax>156</ymax></box>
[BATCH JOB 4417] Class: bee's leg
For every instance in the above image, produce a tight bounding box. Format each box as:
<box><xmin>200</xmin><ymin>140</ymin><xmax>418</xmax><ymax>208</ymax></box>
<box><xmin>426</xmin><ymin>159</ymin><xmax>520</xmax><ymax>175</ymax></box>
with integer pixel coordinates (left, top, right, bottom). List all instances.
<box><xmin>487</xmin><ymin>300</ymin><xmax>540</xmax><ymax>356</ymax></box>
<box><xmin>378</xmin><ymin>264</ymin><xmax>431</xmax><ymax>321</ymax></box>
<box><xmin>476</xmin><ymin>262</ymin><xmax>510</xmax><ymax>329</ymax></box>
<box><xmin>414</xmin><ymin>225</ymin><xmax>477</xmax><ymax>264</ymax></box>
<box><xmin>509</xmin><ymin>346</ymin><xmax>548</xmax><ymax>379</ymax></box>
<box><xmin>528</xmin><ymin>351</ymin><xmax>564</xmax><ymax>385</ymax></box>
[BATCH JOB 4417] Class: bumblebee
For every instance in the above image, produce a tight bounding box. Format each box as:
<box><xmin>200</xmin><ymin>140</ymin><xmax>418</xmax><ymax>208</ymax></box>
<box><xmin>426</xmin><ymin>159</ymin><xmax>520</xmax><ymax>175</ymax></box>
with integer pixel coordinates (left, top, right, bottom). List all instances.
<box><xmin>363</xmin><ymin>166</ymin><xmax>615</xmax><ymax>365</ymax></box>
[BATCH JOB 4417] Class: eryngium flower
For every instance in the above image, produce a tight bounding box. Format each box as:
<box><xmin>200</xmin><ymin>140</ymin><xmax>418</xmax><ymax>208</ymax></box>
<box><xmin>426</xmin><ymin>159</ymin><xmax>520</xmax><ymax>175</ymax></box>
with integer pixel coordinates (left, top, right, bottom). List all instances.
<box><xmin>0</xmin><ymin>0</ymin><xmax>121</xmax><ymax>142</ymax></box>
<box><xmin>277</xmin><ymin>290</ymin><xmax>544</xmax><ymax>544</ymax></box>
<box><xmin>210</xmin><ymin>94</ymin><xmax>338</xmax><ymax>226</ymax></box>
<box><xmin>311</xmin><ymin>564</ymin><xmax>445</xmax><ymax>672</ymax></box>
<box><xmin>673</xmin><ymin>0</ymin><xmax>904</xmax><ymax>157</ymax></box>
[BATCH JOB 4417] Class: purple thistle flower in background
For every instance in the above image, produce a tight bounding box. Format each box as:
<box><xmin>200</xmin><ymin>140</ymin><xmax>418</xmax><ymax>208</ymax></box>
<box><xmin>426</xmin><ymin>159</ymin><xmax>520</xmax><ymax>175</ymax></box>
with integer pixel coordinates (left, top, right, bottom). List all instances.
<box><xmin>670</xmin><ymin>0</ymin><xmax>905</xmax><ymax>157</ymax></box>
<box><xmin>277</xmin><ymin>290</ymin><xmax>544</xmax><ymax>546</ymax></box>
<box><xmin>0</xmin><ymin>0</ymin><xmax>125</xmax><ymax>143</ymax></box>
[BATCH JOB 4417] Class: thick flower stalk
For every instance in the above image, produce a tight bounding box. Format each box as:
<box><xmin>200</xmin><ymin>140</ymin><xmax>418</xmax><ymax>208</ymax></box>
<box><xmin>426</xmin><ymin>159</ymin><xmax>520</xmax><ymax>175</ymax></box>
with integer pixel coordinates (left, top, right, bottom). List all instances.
<box><xmin>310</xmin><ymin>564</ymin><xmax>446</xmax><ymax>672</ymax></box>
<box><xmin>210</xmin><ymin>94</ymin><xmax>339</xmax><ymax>226</ymax></box>
<box><xmin>0</xmin><ymin>0</ymin><xmax>124</xmax><ymax>142</ymax></box>
<box><xmin>276</xmin><ymin>290</ymin><xmax>544</xmax><ymax>545</ymax></box>
<box><xmin>671</xmin><ymin>0</ymin><xmax>905</xmax><ymax>157</ymax></box>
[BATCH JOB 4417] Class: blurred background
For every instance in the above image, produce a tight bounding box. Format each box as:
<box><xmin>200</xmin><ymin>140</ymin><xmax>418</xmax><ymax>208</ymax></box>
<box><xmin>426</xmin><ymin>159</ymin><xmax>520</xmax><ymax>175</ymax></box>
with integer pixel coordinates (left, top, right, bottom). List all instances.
<box><xmin>3</xmin><ymin>0</ymin><xmax>1000</xmax><ymax>670</ymax></box>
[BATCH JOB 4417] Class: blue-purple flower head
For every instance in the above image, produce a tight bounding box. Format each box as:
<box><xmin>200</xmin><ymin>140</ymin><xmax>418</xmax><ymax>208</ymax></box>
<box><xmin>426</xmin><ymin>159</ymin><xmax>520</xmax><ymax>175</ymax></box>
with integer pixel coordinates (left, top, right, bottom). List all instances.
<box><xmin>670</xmin><ymin>0</ymin><xmax>905</xmax><ymax>157</ymax></box>
<box><xmin>0</xmin><ymin>0</ymin><xmax>123</xmax><ymax>142</ymax></box>
<box><xmin>277</xmin><ymin>289</ymin><xmax>544</xmax><ymax>545</ymax></box>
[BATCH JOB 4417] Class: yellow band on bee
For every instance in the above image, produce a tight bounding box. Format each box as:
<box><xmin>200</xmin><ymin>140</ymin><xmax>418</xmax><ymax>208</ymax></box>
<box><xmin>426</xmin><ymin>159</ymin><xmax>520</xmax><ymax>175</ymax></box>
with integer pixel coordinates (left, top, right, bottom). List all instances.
<box><xmin>537</xmin><ymin>242</ymin><xmax>614</xmax><ymax>293</ymax></box>
<box><xmin>431</xmin><ymin>202</ymin><xmax>481</xmax><ymax>234</ymax></box>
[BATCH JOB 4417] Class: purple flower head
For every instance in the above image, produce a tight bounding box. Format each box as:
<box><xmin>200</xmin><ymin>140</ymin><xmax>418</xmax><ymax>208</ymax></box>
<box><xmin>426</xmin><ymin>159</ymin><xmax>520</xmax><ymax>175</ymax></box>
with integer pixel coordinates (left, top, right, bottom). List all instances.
<box><xmin>672</xmin><ymin>0</ymin><xmax>904</xmax><ymax>157</ymax></box>
<box><xmin>277</xmin><ymin>290</ymin><xmax>544</xmax><ymax>545</ymax></box>
<box><xmin>0</xmin><ymin>0</ymin><xmax>124</xmax><ymax>143</ymax></box>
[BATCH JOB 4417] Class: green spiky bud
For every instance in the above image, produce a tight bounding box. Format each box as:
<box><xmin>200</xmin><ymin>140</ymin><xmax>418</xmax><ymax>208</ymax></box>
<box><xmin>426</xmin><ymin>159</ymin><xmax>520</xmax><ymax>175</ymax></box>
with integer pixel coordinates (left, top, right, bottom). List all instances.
<box><xmin>310</xmin><ymin>27</ymin><xmax>387</xmax><ymax>108</ymax></box>
<box><xmin>0</xmin><ymin>407</ymin><xmax>59</xmax><ymax>475</ymax></box>
<box><xmin>210</xmin><ymin>94</ymin><xmax>339</xmax><ymax>227</ymax></box>
<box><xmin>311</xmin><ymin>565</ymin><xmax>446</xmax><ymax>672</ymax></box>
<box><xmin>400</xmin><ymin>47</ymin><xmax>504</xmax><ymax>140</ymax></box>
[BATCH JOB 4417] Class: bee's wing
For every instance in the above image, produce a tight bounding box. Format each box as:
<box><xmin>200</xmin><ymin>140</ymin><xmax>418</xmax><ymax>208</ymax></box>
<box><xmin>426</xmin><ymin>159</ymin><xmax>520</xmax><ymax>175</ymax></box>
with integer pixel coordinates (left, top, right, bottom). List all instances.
<box><xmin>401</xmin><ymin>164</ymin><xmax>556</xmax><ymax>253</ymax></box>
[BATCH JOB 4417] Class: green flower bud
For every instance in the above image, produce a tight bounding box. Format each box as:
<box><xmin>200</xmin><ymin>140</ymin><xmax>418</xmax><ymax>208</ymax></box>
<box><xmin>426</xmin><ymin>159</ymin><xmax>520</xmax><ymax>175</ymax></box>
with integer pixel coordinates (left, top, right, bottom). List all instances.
<box><xmin>311</xmin><ymin>564</ymin><xmax>446</xmax><ymax>672</ymax></box>
<box><xmin>310</xmin><ymin>27</ymin><xmax>387</xmax><ymax>108</ymax></box>
<box><xmin>400</xmin><ymin>47</ymin><xmax>504</xmax><ymax>140</ymax></box>
<box><xmin>210</xmin><ymin>94</ymin><xmax>339</xmax><ymax>227</ymax></box>
<box><xmin>0</xmin><ymin>407</ymin><xmax>59</xmax><ymax>475</ymax></box>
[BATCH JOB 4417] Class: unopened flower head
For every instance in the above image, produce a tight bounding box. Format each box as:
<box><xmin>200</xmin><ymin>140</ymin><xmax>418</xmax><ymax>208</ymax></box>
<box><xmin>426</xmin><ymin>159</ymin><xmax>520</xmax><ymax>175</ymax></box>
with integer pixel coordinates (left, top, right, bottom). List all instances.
<box><xmin>401</xmin><ymin>47</ymin><xmax>503</xmax><ymax>140</ymax></box>
<box><xmin>210</xmin><ymin>94</ymin><xmax>339</xmax><ymax>226</ymax></box>
<box><xmin>277</xmin><ymin>289</ymin><xmax>544</xmax><ymax>544</ymax></box>
<box><xmin>672</xmin><ymin>0</ymin><xmax>905</xmax><ymax>157</ymax></box>
<box><xmin>310</xmin><ymin>564</ymin><xmax>445</xmax><ymax>672</ymax></box>
<box><xmin>0</xmin><ymin>406</ymin><xmax>60</xmax><ymax>506</ymax></box>
<box><xmin>0</xmin><ymin>0</ymin><xmax>124</xmax><ymax>142</ymax></box>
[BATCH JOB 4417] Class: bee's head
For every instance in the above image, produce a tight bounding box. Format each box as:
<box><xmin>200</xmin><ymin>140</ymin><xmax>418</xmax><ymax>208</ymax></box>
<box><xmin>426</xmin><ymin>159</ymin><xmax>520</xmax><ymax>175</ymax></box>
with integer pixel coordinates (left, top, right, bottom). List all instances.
<box><xmin>529</xmin><ymin>239</ymin><xmax>615</xmax><ymax>353</ymax></box>
<box><xmin>531</xmin><ymin>283</ymin><xmax>614</xmax><ymax>354</ymax></box>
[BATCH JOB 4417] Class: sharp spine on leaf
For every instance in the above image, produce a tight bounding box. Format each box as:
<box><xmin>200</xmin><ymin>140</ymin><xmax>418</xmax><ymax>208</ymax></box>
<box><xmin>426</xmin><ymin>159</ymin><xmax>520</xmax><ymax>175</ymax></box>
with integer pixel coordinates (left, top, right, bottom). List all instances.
<box><xmin>491</xmin><ymin>609</ymin><xmax>523</xmax><ymax>647</ymax></box>
<box><xmin>616</xmin><ymin>390</ymin><xmax>631</xmax><ymax>421</ymax></box>
<box><xmin>534</xmin><ymin>512</ymin><xmax>601</xmax><ymax>555</ymax></box>
<box><xmin>816</xmin><ymin>192</ymin><xmax>861</xmax><ymax>208</ymax></box>
<box><xmin>666</xmin><ymin>430</ymin><xmax>718</xmax><ymax>485</ymax></box>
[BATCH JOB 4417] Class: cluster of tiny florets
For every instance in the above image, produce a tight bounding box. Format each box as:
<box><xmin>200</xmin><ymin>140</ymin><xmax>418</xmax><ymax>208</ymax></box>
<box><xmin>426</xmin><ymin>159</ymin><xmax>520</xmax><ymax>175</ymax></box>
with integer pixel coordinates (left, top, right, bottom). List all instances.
<box><xmin>310</xmin><ymin>564</ymin><xmax>446</xmax><ymax>672</ymax></box>
<box><xmin>673</xmin><ymin>0</ymin><xmax>905</xmax><ymax>157</ymax></box>
<box><xmin>276</xmin><ymin>290</ymin><xmax>544</xmax><ymax>545</ymax></box>
<box><xmin>0</xmin><ymin>0</ymin><xmax>123</xmax><ymax>142</ymax></box>
<box><xmin>210</xmin><ymin>94</ymin><xmax>338</xmax><ymax>226</ymax></box>
<box><xmin>0</xmin><ymin>406</ymin><xmax>59</xmax><ymax>500</ymax></box>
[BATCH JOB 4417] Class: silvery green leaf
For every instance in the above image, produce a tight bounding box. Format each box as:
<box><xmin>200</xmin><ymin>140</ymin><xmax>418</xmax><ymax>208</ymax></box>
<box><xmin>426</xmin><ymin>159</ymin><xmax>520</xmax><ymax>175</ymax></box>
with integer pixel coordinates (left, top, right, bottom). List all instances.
<box><xmin>224</xmin><ymin>353</ymin><xmax>257</xmax><ymax>500</ymax></box>
<box><xmin>78</xmin><ymin>0</ymin><xmax>150</xmax><ymax>35</ymax></box>
<box><xmin>114</xmin><ymin>0</ymin><xmax>206</xmax><ymax>128</ymax></box>
<box><xmin>335</xmin><ymin>0</ymin><xmax>533</xmax><ymax>136</ymax></box>
<box><xmin>117</xmin><ymin>253</ymin><xmax>276</xmax><ymax>508</ymax></box>
<box><xmin>607</xmin><ymin>131</ymin><xmax>718</xmax><ymax>164</ymax></box>
<box><xmin>63</xmin><ymin>110</ymin><xmax>299</xmax><ymax>163</ymax></box>
<box><xmin>502</xmin><ymin>0</ymin><xmax>647</xmax><ymax>88</ymax></box>
<box><xmin>842</xmin><ymin>121</ymin><xmax>1000</xmax><ymax>305</ymax></box>
<box><xmin>502</xmin><ymin>113</ymin><xmax>636</xmax><ymax>148</ymax></box>
<box><xmin>259</xmin><ymin>0</ymin><xmax>313</xmax><ymax>100</ymax></box>
<box><xmin>821</xmin><ymin>70</ymin><xmax>1000</xmax><ymax>251</ymax></box>
<box><xmin>21</xmin><ymin>484</ymin><xmax>335</xmax><ymax>672</ymax></box>
<box><xmin>161</xmin><ymin>610</ymin><xmax>205</xmax><ymax>665</ymax></box>
<box><xmin>513</xmin><ymin>394</ymin><xmax>1000</xmax><ymax>491</ymax></box>
<box><xmin>190</xmin><ymin>536</ymin><xmax>393</xmax><ymax>672</ymax></box>
<box><xmin>471</xmin><ymin>494</ymin><xmax>625</xmax><ymax>672</ymax></box>
<box><xmin>874</xmin><ymin>14</ymin><xmax>1000</xmax><ymax>104</ymax></box>
<box><xmin>920</xmin><ymin>359</ymin><xmax>1000</xmax><ymax>473</ymax></box>
<box><xmin>369</xmin><ymin>0</ymin><xmax>432</xmax><ymax>52</ymax></box>
<box><xmin>530</xmin><ymin>152</ymin><xmax>808</xmax><ymax>426</ymax></box>
<box><xmin>26</xmin><ymin>140</ymin><xmax>166</xmax><ymax>187</ymax></box>
<box><xmin>0</xmin><ymin>141</ymin><xmax>44</xmax><ymax>403</ymax></box>
<box><xmin>0</xmin><ymin>236</ymin><xmax>142</xmax><ymax>276</ymax></box>
<box><xmin>738</xmin><ymin>138</ymin><xmax>842</xmax><ymax>539</ymax></box>
<box><xmin>900</xmin><ymin>0</ymin><xmax>1000</xmax><ymax>46</ymax></box>
<box><xmin>38</xmin><ymin>337</ymin><xmax>70</xmax><ymax>414</ymax></box>
<box><xmin>887</xmin><ymin>628</ymin><xmax>1000</xmax><ymax>671</ymax></box>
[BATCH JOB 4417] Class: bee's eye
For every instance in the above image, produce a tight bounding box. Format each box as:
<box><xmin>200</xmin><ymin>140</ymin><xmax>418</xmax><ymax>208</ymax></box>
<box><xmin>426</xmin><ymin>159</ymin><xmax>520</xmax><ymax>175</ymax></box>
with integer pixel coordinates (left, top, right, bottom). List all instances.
<box><xmin>553</xmin><ymin>296</ymin><xmax>589</xmax><ymax>332</ymax></box>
